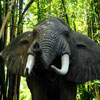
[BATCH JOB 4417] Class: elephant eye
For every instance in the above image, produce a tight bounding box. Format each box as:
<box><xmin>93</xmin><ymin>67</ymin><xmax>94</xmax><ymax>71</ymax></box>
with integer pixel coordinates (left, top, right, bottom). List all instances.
<box><xmin>77</xmin><ymin>43</ymin><xmax>86</xmax><ymax>48</ymax></box>
<box><xmin>62</xmin><ymin>30</ymin><xmax>69</xmax><ymax>38</ymax></box>
<box><xmin>19</xmin><ymin>40</ymin><xmax>29</xmax><ymax>46</ymax></box>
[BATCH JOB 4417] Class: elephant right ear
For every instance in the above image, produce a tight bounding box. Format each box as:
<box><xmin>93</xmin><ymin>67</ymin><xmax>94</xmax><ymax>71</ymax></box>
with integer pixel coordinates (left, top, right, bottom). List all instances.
<box><xmin>66</xmin><ymin>33</ymin><xmax>100</xmax><ymax>83</ymax></box>
<box><xmin>1</xmin><ymin>31</ymin><xmax>34</xmax><ymax>76</ymax></box>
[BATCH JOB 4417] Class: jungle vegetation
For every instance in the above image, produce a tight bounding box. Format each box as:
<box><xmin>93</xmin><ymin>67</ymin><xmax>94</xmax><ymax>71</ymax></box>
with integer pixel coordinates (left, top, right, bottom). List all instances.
<box><xmin>0</xmin><ymin>0</ymin><xmax>100</xmax><ymax>100</ymax></box>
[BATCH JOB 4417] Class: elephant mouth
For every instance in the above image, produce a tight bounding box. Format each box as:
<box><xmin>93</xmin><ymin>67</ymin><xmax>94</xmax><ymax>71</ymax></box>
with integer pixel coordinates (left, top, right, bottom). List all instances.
<box><xmin>24</xmin><ymin>54</ymin><xmax>69</xmax><ymax>76</ymax></box>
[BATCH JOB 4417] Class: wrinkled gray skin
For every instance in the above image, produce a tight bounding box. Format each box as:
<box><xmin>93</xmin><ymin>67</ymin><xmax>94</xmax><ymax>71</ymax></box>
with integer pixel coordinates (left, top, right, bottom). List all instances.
<box><xmin>1</xmin><ymin>17</ymin><xmax>100</xmax><ymax>100</ymax></box>
<box><xmin>29</xmin><ymin>18</ymin><xmax>70</xmax><ymax>69</ymax></box>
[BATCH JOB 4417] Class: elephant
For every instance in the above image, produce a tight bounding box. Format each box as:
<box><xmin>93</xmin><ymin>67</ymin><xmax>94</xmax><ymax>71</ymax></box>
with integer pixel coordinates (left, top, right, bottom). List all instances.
<box><xmin>1</xmin><ymin>17</ymin><xmax>100</xmax><ymax>100</ymax></box>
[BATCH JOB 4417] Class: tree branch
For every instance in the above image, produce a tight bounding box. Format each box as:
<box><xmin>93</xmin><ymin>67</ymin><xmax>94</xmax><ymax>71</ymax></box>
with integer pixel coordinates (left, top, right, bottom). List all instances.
<box><xmin>18</xmin><ymin>0</ymin><xmax>35</xmax><ymax>27</ymax></box>
<box><xmin>22</xmin><ymin>0</ymin><xmax>34</xmax><ymax>16</ymax></box>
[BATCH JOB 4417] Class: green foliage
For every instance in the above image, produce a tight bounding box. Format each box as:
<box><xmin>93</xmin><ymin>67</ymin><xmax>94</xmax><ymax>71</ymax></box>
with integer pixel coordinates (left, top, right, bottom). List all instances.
<box><xmin>77</xmin><ymin>83</ymin><xmax>95</xmax><ymax>100</ymax></box>
<box><xmin>19</xmin><ymin>77</ymin><xmax>31</xmax><ymax>100</ymax></box>
<box><xmin>0</xmin><ymin>0</ymin><xmax>100</xmax><ymax>99</ymax></box>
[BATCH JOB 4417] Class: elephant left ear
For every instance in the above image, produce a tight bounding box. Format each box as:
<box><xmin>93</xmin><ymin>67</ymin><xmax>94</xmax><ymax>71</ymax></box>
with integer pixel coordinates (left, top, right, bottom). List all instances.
<box><xmin>66</xmin><ymin>33</ymin><xmax>100</xmax><ymax>83</ymax></box>
<box><xmin>1</xmin><ymin>31</ymin><xmax>34</xmax><ymax>76</ymax></box>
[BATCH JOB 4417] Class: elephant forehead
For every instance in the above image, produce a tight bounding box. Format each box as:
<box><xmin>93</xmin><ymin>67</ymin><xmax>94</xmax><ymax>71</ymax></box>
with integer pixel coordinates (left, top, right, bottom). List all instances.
<box><xmin>36</xmin><ymin>19</ymin><xmax>67</xmax><ymax>34</ymax></box>
<box><xmin>36</xmin><ymin>18</ymin><xmax>56</xmax><ymax>28</ymax></box>
<box><xmin>41</xmin><ymin>21</ymin><xmax>55</xmax><ymax>29</ymax></box>
<box><xmin>39</xmin><ymin>30</ymin><xmax>58</xmax><ymax>39</ymax></box>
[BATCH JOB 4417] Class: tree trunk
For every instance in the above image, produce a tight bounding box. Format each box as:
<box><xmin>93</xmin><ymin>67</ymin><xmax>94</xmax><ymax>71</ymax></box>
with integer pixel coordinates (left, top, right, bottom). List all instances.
<box><xmin>94</xmin><ymin>0</ymin><xmax>100</xmax><ymax>30</ymax></box>
<box><xmin>62</xmin><ymin>0</ymin><xmax>69</xmax><ymax>24</ymax></box>
<box><xmin>37</xmin><ymin>0</ymin><xmax>41</xmax><ymax>22</ymax></box>
<box><xmin>0</xmin><ymin>0</ymin><xmax>7</xmax><ymax>100</ymax></box>
<box><xmin>17</xmin><ymin>0</ymin><xmax>23</xmax><ymax>35</ymax></box>
<box><xmin>8</xmin><ymin>1</ymin><xmax>16</xmax><ymax>100</ymax></box>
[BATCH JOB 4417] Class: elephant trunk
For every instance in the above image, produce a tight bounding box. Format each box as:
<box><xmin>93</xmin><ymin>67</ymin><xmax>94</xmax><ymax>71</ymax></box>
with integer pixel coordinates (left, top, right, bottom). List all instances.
<box><xmin>51</xmin><ymin>54</ymin><xmax>69</xmax><ymax>75</ymax></box>
<box><xmin>39</xmin><ymin>33</ymin><xmax>57</xmax><ymax>68</ymax></box>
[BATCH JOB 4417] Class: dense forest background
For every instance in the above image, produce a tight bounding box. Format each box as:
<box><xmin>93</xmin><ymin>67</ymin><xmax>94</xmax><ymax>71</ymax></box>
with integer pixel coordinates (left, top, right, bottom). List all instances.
<box><xmin>0</xmin><ymin>0</ymin><xmax>100</xmax><ymax>100</ymax></box>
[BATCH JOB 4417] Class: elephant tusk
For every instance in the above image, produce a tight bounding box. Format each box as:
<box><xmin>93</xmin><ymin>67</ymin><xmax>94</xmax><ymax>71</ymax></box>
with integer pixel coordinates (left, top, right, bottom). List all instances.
<box><xmin>0</xmin><ymin>52</ymin><xmax>2</xmax><ymax>56</ymax></box>
<box><xmin>51</xmin><ymin>54</ymin><xmax>69</xmax><ymax>75</ymax></box>
<box><xmin>24</xmin><ymin>55</ymin><xmax>35</xmax><ymax>75</ymax></box>
<box><xmin>0</xmin><ymin>52</ymin><xmax>3</xmax><ymax>59</ymax></box>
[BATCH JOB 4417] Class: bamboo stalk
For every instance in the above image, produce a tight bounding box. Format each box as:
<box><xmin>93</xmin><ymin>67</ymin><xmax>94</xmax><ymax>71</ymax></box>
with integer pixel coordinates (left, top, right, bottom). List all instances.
<box><xmin>0</xmin><ymin>0</ymin><xmax>15</xmax><ymax>39</ymax></box>
<box><xmin>14</xmin><ymin>74</ymin><xmax>17</xmax><ymax>100</ymax></box>
<box><xmin>95</xmin><ymin>85</ymin><xmax>100</xmax><ymax>100</ymax></box>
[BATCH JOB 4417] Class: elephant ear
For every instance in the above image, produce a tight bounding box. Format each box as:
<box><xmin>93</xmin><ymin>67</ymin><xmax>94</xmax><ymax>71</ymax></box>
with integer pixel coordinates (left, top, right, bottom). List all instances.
<box><xmin>66</xmin><ymin>33</ymin><xmax>100</xmax><ymax>83</ymax></box>
<box><xmin>1</xmin><ymin>31</ymin><xmax>34</xmax><ymax>76</ymax></box>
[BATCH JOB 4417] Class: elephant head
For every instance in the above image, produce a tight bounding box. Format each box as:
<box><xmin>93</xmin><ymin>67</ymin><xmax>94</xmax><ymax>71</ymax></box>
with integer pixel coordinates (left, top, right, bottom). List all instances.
<box><xmin>24</xmin><ymin>18</ymin><xmax>71</xmax><ymax>75</ymax></box>
<box><xmin>1</xmin><ymin>17</ymin><xmax>100</xmax><ymax>84</ymax></box>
